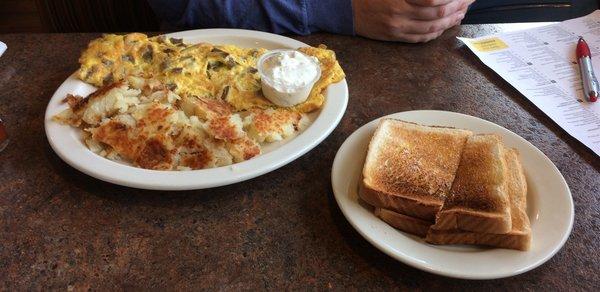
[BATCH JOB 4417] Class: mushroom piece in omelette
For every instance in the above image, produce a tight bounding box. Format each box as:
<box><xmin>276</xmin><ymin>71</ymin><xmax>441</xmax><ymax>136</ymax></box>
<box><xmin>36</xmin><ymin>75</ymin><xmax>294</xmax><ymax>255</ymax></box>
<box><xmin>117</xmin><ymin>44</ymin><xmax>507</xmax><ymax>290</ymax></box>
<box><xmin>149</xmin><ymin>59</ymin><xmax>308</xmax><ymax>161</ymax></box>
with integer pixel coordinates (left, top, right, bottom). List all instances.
<box><xmin>53</xmin><ymin>33</ymin><xmax>345</xmax><ymax>170</ymax></box>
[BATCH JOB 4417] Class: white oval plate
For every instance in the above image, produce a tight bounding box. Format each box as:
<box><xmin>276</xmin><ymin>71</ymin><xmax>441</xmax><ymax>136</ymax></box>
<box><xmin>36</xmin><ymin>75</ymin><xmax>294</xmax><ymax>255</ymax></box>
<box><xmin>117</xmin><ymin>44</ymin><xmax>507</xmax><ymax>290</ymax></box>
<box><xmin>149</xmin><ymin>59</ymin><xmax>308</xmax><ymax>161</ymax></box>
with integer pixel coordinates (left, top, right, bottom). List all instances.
<box><xmin>44</xmin><ymin>29</ymin><xmax>348</xmax><ymax>190</ymax></box>
<box><xmin>331</xmin><ymin>110</ymin><xmax>573</xmax><ymax>279</ymax></box>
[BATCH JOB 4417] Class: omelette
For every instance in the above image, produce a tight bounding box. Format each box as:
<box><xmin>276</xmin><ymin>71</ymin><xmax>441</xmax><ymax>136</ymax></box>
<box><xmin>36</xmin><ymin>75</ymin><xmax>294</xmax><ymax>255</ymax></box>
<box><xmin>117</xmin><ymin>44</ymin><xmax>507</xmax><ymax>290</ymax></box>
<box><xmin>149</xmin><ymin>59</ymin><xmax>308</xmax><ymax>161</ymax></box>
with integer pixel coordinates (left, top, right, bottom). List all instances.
<box><xmin>54</xmin><ymin>33</ymin><xmax>345</xmax><ymax>170</ymax></box>
<box><xmin>77</xmin><ymin>33</ymin><xmax>344</xmax><ymax>112</ymax></box>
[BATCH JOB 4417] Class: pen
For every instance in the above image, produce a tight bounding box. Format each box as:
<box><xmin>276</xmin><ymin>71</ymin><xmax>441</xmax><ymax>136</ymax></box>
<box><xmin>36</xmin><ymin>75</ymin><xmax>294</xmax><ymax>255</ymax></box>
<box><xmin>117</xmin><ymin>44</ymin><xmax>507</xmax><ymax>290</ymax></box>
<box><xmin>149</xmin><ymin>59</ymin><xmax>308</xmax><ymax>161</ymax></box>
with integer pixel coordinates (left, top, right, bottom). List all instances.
<box><xmin>576</xmin><ymin>37</ymin><xmax>598</xmax><ymax>102</ymax></box>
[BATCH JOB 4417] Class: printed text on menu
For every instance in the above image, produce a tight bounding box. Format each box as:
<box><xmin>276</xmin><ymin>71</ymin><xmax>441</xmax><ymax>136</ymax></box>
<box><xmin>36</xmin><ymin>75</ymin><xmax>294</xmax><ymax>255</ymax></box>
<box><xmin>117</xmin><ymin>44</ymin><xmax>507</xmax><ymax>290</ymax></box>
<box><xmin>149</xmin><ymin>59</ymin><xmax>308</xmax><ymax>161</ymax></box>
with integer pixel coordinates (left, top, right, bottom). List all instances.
<box><xmin>459</xmin><ymin>10</ymin><xmax>600</xmax><ymax>156</ymax></box>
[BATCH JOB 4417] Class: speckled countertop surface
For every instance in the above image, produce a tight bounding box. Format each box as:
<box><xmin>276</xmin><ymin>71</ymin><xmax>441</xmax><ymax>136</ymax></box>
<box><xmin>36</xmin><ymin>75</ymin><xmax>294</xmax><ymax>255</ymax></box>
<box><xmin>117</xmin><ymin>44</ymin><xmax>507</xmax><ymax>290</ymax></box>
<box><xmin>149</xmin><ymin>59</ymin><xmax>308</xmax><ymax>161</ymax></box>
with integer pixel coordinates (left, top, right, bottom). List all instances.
<box><xmin>0</xmin><ymin>24</ymin><xmax>598</xmax><ymax>290</ymax></box>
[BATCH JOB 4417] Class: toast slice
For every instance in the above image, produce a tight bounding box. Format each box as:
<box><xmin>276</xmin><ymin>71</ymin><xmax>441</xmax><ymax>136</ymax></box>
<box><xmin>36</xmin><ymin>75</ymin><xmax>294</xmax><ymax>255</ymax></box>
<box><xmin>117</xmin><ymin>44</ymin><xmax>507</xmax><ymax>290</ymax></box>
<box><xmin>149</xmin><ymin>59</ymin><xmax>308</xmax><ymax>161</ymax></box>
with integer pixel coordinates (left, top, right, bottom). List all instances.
<box><xmin>426</xmin><ymin>148</ymin><xmax>531</xmax><ymax>250</ymax></box>
<box><xmin>360</xmin><ymin>119</ymin><xmax>472</xmax><ymax>221</ymax></box>
<box><xmin>374</xmin><ymin>208</ymin><xmax>432</xmax><ymax>237</ymax></box>
<box><xmin>431</xmin><ymin>134</ymin><xmax>512</xmax><ymax>234</ymax></box>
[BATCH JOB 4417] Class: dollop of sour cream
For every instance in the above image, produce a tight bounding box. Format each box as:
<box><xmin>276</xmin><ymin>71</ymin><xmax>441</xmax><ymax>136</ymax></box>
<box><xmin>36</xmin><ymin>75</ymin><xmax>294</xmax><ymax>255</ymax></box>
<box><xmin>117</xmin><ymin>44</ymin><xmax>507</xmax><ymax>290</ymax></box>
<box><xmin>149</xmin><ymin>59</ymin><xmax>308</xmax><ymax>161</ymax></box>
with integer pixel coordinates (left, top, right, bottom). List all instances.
<box><xmin>261</xmin><ymin>51</ymin><xmax>319</xmax><ymax>93</ymax></box>
<box><xmin>258</xmin><ymin>50</ymin><xmax>321</xmax><ymax>107</ymax></box>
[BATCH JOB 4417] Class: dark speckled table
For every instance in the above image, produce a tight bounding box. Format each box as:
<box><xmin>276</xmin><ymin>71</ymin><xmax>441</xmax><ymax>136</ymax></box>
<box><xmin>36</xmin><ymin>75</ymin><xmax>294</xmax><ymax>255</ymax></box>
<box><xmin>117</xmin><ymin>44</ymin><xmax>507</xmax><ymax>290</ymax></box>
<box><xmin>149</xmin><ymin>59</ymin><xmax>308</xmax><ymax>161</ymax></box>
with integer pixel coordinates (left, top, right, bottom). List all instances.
<box><xmin>1</xmin><ymin>24</ymin><xmax>599</xmax><ymax>290</ymax></box>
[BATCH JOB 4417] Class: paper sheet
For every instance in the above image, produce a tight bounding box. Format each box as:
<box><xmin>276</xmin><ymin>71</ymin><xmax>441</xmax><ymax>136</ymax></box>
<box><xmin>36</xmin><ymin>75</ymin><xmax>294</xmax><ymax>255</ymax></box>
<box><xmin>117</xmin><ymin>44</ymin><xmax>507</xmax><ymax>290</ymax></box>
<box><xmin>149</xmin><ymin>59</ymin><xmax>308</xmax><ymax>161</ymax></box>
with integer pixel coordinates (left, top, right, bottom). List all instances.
<box><xmin>0</xmin><ymin>41</ymin><xmax>6</xmax><ymax>57</ymax></box>
<box><xmin>459</xmin><ymin>10</ymin><xmax>600</xmax><ymax>156</ymax></box>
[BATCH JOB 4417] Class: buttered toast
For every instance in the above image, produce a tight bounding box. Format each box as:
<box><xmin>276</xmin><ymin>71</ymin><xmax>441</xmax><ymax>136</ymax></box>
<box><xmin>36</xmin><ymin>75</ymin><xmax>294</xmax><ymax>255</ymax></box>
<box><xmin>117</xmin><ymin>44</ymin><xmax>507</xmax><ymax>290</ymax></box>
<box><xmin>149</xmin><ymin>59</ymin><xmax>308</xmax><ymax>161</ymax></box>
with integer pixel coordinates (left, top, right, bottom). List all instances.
<box><xmin>426</xmin><ymin>148</ymin><xmax>531</xmax><ymax>250</ymax></box>
<box><xmin>431</xmin><ymin>134</ymin><xmax>512</xmax><ymax>234</ymax></box>
<box><xmin>360</xmin><ymin>119</ymin><xmax>472</xmax><ymax>221</ymax></box>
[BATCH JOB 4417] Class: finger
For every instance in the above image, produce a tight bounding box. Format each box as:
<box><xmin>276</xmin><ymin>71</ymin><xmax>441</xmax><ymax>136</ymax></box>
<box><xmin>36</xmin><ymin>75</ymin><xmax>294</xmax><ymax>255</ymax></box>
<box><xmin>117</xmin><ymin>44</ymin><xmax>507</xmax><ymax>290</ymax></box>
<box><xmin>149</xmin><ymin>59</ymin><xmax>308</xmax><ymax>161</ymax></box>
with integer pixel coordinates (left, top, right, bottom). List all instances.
<box><xmin>455</xmin><ymin>0</ymin><xmax>472</xmax><ymax>24</ymax></box>
<box><xmin>392</xmin><ymin>10</ymin><xmax>465</xmax><ymax>34</ymax></box>
<box><xmin>395</xmin><ymin>30</ymin><xmax>445</xmax><ymax>43</ymax></box>
<box><xmin>406</xmin><ymin>0</ymin><xmax>466</xmax><ymax>21</ymax></box>
<box><xmin>454</xmin><ymin>6</ymin><xmax>468</xmax><ymax>25</ymax></box>
<box><xmin>464</xmin><ymin>0</ymin><xmax>476</xmax><ymax>12</ymax></box>
<box><xmin>455</xmin><ymin>14</ymin><xmax>465</xmax><ymax>26</ymax></box>
<box><xmin>406</xmin><ymin>0</ymin><xmax>455</xmax><ymax>6</ymax></box>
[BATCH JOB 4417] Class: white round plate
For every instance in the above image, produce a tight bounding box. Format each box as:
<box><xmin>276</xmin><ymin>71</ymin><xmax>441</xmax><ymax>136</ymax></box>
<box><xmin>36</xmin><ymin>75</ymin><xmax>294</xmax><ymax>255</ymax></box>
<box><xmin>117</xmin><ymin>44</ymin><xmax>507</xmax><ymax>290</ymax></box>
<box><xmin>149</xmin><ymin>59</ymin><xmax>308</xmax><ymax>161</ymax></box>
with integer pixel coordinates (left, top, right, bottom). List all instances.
<box><xmin>331</xmin><ymin>110</ymin><xmax>574</xmax><ymax>280</ymax></box>
<box><xmin>45</xmin><ymin>29</ymin><xmax>348</xmax><ymax>190</ymax></box>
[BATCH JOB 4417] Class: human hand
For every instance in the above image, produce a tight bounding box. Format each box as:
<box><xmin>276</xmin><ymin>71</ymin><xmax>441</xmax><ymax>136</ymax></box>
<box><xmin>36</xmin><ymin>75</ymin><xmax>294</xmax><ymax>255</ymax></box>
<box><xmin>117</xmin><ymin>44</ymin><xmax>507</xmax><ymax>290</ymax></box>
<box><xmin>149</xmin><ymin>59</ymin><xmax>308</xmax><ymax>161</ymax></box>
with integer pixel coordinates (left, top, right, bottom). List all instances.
<box><xmin>353</xmin><ymin>0</ymin><xmax>474</xmax><ymax>43</ymax></box>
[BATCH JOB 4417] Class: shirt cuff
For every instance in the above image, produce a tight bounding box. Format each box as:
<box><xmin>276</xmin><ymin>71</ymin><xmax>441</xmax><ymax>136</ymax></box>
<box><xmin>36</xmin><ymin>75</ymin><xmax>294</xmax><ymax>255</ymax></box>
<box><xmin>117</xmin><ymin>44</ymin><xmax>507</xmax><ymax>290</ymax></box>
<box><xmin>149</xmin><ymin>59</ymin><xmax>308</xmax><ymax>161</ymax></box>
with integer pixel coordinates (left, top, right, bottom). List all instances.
<box><xmin>305</xmin><ymin>0</ymin><xmax>355</xmax><ymax>35</ymax></box>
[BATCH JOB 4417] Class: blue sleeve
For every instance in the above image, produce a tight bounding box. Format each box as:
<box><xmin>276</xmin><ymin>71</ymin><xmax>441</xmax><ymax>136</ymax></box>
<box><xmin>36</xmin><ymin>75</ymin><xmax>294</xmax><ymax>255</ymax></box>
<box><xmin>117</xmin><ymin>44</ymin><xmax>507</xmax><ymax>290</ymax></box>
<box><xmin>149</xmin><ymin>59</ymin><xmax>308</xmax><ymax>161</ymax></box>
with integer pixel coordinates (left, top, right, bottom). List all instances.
<box><xmin>147</xmin><ymin>0</ymin><xmax>355</xmax><ymax>36</ymax></box>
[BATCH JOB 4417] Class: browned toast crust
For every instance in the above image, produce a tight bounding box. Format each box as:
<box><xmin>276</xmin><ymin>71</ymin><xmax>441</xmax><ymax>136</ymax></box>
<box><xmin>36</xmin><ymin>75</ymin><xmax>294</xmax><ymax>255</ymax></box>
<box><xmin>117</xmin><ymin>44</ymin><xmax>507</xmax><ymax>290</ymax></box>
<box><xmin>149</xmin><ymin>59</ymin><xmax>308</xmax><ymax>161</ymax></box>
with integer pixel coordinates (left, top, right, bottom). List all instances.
<box><xmin>503</xmin><ymin>148</ymin><xmax>531</xmax><ymax>248</ymax></box>
<box><xmin>425</xmin><ymin>228</ymin><xmax>530</xmax><ymax>250</ymax></box>
<box><xmin>431</xmin><ymin>209</ymin><xmax>512</xmax><ymax>234</ymax></box>
<box><xmin>360</xmin><ymin>181</ymin><xmax>441</xmax><ymax>221</ymax></box>
<box><xmin>375</xmin><ymin>208</ymin><xmax>432</xmax><ymax>237</ymax></box>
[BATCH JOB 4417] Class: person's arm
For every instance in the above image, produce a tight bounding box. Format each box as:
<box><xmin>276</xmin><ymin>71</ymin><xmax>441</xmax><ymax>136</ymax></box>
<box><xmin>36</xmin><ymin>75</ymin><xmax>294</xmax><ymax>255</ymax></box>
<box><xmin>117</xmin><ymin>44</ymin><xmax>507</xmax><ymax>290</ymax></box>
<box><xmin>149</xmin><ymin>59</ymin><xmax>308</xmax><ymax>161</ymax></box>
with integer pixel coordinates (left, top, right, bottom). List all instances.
<box><xmin>148</xmin><ymin>0</ymin><xmax>473</xmax><ymax>43</ymax></box>
<box><xmin>353</xmin><ymin>0</ymin><xmax>474</xmax><ymax>42</ymax></box>
<box><xmin>147</xmin><ymin>0</ymin><xmax>354</xmax><ymax>35</ymax></box>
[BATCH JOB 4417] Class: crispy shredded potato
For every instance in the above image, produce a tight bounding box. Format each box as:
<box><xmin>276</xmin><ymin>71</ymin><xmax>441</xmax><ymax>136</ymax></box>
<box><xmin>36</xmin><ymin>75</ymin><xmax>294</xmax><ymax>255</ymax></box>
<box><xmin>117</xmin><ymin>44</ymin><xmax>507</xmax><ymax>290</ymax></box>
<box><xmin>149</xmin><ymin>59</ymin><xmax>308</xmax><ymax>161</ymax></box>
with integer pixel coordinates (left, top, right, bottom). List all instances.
<box><xmin>54</xmin><ymin>78</ymin><xmax>306</xmax><ymax>170</ymax></box>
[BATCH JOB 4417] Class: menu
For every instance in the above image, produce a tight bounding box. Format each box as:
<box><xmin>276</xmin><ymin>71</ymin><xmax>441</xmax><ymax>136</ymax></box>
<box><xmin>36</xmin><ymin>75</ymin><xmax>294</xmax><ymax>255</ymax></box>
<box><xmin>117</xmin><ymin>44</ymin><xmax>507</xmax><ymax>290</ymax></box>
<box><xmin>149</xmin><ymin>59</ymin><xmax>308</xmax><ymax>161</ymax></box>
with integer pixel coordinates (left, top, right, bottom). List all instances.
<box><xmin>459</xmin><ymin>10</ymin><xmax>600</xmax><ymax>156</ymax></box>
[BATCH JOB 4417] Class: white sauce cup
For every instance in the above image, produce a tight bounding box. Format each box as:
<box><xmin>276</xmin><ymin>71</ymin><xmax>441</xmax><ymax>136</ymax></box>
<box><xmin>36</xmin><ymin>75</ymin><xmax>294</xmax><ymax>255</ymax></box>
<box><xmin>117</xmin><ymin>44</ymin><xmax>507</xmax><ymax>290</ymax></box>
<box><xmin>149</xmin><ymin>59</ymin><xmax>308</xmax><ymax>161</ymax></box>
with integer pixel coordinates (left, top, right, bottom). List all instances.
<box><xmin>257</xmin><ymin>49</ymin><xmax>321</xmax><ymax>107</ymax></box>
